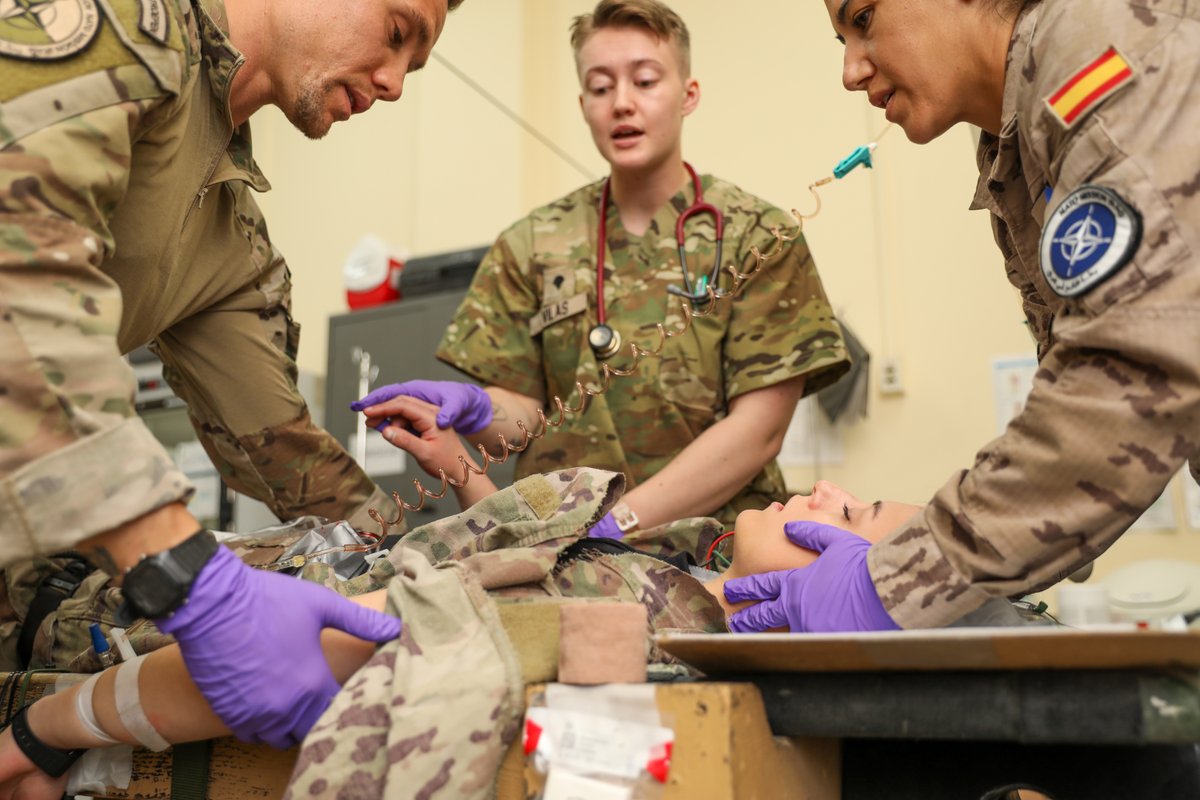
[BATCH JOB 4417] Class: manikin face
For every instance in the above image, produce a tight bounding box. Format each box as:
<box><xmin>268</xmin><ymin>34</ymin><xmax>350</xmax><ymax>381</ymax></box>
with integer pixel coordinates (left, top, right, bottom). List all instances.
<box><xmin>269</xmin><ymin>0</ymin><xmax>447</xmax><ymax>139</ymax></box>
<box><xmin>824</xmin><ymin>0</ymin><xmax>984</xmax><ymax>144</ymax></box>
<box><xmin>576</xmin><ymin>26</ymin><xmax>699</xmax><ymax>176</ymax></box>
<box><xmin>729</xmin><ymin>480</ymin><xmax>922</xmax><ymax>578</ymax></box>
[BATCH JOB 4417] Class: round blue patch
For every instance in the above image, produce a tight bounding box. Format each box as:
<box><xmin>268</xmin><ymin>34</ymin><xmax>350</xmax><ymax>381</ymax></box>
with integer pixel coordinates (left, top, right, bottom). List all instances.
<box><xmin>1039</xmin><ymin>185</ymin><xmax>1141</xmax><ymax>298</ymax></box>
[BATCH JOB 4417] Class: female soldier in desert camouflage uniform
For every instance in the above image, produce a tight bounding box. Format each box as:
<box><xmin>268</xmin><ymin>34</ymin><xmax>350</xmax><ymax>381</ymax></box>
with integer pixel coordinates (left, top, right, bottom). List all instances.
<box><xmin>729</xmin><ymin>0</ymin><xmax>1200</xmax><ymax>634</ymax></box>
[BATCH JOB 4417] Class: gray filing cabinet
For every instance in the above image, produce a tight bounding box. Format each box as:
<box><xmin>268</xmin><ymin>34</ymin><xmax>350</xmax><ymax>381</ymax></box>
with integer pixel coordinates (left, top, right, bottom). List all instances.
<box><xmin>324</xmin><ymin>246</ymin><xmax>515</xmax><ymax>527</ymax></box>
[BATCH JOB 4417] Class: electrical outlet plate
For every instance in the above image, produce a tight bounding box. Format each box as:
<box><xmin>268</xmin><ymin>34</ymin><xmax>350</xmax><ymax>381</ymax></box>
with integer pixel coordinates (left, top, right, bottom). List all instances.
<box><xmin>879</xmin><ymin>357</ymin><xmax>904</xmax><ymax>395</ymax></box>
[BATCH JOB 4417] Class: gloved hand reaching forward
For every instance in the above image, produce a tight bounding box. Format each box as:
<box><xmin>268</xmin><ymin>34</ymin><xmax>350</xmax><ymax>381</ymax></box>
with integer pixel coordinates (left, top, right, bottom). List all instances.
<box><xmin>724</xmin><ymin>521</ymin><xmax>900</xmax><ymax>633</ymax></box>
<box><xmin>156</xmin><ymin>547</ymin><xmax>403</xmax><ymax>748</ymax></box>
<box><xmin>351</xmin><ymin>380</ymin><xmax>493</xmax><ymax>435</ymax></box>
<box><xmin>587</xmin><ymin>512</ymin><xmax>623</xmax><ymax>540</ymax></box>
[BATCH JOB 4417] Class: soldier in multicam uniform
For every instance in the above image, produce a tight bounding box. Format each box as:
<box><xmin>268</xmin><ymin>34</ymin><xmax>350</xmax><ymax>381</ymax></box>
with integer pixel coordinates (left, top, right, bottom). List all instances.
<box><xmin>728</xmin><ymin>0</ymin><xmax>1200</xmax><ymax>633</ymax></box>
<box><xmin>0</xmin><ymin>0</ymin><xmax>465</xmax><ymax>779</ymax></box>
<box><xmin>351</xmin><ymin>0</ymin><xmax>850</xmax><ymax>538</ymax></box>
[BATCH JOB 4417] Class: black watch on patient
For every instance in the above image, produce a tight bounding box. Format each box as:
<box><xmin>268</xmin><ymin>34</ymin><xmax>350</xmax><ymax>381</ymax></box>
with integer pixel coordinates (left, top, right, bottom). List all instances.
<box><xmin>117</xmin><ymin>528</ymin><xmax>219</xmax><ymax>624</ymax></box>
<box><xmin>10</xmin><ymin>704</ymin><xmax>85</xmax><ymax>777</ymax></box>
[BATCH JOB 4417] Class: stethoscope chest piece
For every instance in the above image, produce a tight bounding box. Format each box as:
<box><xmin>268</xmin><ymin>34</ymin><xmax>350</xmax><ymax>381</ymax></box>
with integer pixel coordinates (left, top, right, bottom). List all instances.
<box><xmin>588</xmin><ymin>323</ymin><xmax>622</xmax><ymax>360</ymax></box>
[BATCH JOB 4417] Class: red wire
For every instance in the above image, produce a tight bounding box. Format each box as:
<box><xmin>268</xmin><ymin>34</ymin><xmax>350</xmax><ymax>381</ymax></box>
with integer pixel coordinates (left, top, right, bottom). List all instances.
<box><xmin>704</xmin><ymin>530</ymin><xmax>735</xmax><ymax>566</ymax></box>
<box><xmin>596</xmin><ymin>179</ymin><xmax>611</xmax><ymax>325</ymax></box>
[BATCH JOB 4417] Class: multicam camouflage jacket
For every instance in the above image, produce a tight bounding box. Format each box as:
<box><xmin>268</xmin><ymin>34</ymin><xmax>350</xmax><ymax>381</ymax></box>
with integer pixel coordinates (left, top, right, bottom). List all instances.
<box><xmin>870</xmin><ymin>0</ymin><xmax>1200</xmax><ymax>627</ymax></box>
<box><xmin>286</xmin><ymin>466</ymin><xmax>726</xmax><ymax>799</ymax></box>
<box><xmin>0</xmin><ymin>0</ymin><xmax>389</xmax><ymax>567</ymax></box>
<box><xmin>437</xmin><ymin>175</ymin><xmax>850</xmax><ymax>527</ymax></box>
<box><xmin>341</xmin><ymin>467</ymin><xmax>727</xmax><ymax>640</ymax></box>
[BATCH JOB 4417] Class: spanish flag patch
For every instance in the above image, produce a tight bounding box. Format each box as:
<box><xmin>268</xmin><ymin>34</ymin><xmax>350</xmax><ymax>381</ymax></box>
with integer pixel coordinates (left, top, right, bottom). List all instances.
<box><xmin>1045</xmin><ymin>47</ymin><xmax>1134</xmax><ymax>128</ymax></box>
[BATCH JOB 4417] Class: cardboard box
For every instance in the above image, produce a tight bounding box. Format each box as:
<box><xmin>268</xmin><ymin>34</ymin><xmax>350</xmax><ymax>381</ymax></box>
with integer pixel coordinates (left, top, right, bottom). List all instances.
<box><xmin>499</xmin><ymin>683</ymin><xmax>839</xmax><ymax>800</ymax></box>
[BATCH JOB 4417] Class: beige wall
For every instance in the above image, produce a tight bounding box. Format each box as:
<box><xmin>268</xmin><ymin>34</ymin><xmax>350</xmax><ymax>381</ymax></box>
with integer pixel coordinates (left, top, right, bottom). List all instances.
<box><xmin>249</xmin><ymin>0</ymin><xmax>1200</xmax><ymax>589</ymax></box>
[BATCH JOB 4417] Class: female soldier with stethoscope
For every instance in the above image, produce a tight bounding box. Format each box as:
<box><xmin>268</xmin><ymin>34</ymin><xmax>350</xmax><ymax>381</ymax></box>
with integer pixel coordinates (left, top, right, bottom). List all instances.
<box><xmin>352</xmin><ymin>0</ymin><xmax>850</xmax><ymax>538</ymax></box>
<box><xmin>726</xmin><ymin>0</ymin><xmax>1200</xmax><ymax>634</ymax></box>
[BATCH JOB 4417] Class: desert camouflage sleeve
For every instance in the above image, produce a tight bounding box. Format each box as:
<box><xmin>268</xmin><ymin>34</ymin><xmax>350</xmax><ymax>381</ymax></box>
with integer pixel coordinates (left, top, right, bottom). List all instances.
<box><xmin>153</xmin><ymin>198</ymin><xmax>391</xmax><ymax>531</ymax></box>
<box><xmin>0</xmin><ymin>92</ymin><xmax>195</xmax><ymax>565</ymax></box>
<box><xmin>869</xmin><ymin>6</ymin><xmax>1200</xmax><ymax>627</ymax></box>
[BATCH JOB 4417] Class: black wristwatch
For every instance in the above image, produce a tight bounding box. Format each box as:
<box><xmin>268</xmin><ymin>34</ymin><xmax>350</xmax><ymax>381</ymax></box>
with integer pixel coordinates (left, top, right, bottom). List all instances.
<box><xmin>118</xmin><ymin>529</ymin><xmax>219</xmax><ymax>623</ymax></box>
<box><xmin>10</xmin><ymin>704</ymin><xmax>85</xmax><ymax>778</ymax></box>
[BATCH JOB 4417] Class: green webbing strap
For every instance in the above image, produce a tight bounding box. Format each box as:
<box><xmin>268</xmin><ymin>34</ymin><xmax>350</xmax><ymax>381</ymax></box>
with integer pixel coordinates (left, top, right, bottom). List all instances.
<box><xmin>1</xmin><ymin>670</ymin><xmax>68</xmax><ymax>726</ymax></box>
<box><xmin>170</xmin><ymin>739</ymin><xmax>212</xmax><ymax>800</ymax></box>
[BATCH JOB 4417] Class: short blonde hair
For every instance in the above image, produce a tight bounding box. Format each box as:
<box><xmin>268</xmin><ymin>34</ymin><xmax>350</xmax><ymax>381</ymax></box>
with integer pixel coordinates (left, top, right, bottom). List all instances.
<box><xmin>570</xmin><ymin>0</ymin><xmax>691</xmax><ymax>75</ymax></box>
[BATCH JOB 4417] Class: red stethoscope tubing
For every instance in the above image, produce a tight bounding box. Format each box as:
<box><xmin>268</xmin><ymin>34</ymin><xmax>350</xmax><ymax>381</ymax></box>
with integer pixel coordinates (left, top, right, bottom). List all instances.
<box><xmin>594</xmin><ymin>162</ymin><xmax>723</xmax><ymax>325</ymax></box>
<box><xmin>596</xmin><ymin>178</ymin><xmax>614</xmax><ymax>325</ymax></box>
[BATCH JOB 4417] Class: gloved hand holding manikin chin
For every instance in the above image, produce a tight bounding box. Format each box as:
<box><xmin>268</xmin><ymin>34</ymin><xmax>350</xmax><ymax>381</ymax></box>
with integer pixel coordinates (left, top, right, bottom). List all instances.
<box><xmin>717</xmin><ymin>482</ymin><xmax>920</xmax><ymax>633</ymax></box>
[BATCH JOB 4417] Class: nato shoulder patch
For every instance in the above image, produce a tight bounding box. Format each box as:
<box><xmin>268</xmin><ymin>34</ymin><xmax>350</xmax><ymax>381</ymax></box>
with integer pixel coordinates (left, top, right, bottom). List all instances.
<box><xmin>0</xmin><ymin>0</ymin><xmax>101</xmax><ymax>60</ymax></box>
<box><xmin>1040</xmin><ymin>184</ymin><xmax>1141</xmax><ymax>298</ymax></box>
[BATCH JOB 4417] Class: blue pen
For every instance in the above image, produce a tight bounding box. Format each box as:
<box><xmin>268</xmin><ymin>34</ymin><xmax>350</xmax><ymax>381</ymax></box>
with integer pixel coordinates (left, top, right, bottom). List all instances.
<box><xmin>89</xmin><ymin>622</ymin><xmax>115</xmax><ymax>668</ymax></box>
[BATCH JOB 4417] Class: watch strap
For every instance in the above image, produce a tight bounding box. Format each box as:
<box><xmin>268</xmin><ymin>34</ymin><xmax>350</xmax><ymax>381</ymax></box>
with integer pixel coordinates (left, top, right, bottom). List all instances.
<box><xmin>167</xmin><ymin>528</ymin><xmax>220</xmax><ymax>576</ymax></box>
<box><xmin>120</xmin><ymin>529</ymin><xmax>219</xmax><ymax>621</ymax></box>
<box><xmin>9</xmin><ymin>704</ymin><xmax>86</xmax><ymax>778</ymax></box>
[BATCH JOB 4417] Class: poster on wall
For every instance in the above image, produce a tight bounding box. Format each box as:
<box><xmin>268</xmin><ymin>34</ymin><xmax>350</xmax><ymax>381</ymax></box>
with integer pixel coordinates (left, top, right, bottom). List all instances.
<box><xmin>779</xmin><ymin>396</ymin><xmax>844</xmax><ymax>468</ymax></box>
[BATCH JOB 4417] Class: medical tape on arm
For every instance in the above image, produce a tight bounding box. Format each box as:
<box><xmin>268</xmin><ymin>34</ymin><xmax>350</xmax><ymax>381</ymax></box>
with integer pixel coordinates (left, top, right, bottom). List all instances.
<box><xmin>74</xmin><ymin>673</ymin><xmax>121</xmax><ymax>745</ymax></box>
<box><xmin>113</xmin><ymin>655</ymin><xmax>170</xmax><ymax>751</ymax></box>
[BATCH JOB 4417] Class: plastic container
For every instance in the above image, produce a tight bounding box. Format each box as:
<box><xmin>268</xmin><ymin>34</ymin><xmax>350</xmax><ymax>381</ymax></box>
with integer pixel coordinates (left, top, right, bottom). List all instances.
<box><xmin>344</xmin><ymin>235</ymin><xmax>405</xmax><ymax>310</ymax></box>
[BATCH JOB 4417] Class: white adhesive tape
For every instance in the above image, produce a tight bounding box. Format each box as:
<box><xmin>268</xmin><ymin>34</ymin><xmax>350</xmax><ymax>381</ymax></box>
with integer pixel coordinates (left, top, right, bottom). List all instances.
<box><xmin>114</xmin><ymin>656</ymin><xmax>170</xmax><ymax>752</ymax></box>
<box><xmin>75</xmin><ymin>673</ymin><xmax>121</xmax><ymax>745</ymax></box>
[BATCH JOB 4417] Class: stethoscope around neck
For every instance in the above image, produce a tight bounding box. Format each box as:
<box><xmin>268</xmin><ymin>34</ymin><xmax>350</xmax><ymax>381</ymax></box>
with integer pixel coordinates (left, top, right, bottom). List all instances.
<box><xmin>587</xmin><ymin>162</ymin><xmax>726</xmax><ymax>360</ymax></box>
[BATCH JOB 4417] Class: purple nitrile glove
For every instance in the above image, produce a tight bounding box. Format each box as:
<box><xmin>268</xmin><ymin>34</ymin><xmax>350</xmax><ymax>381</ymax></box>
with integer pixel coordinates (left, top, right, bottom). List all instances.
<box><xmin>724</xmin><ymin>521</ymin><xmax>900</xmax><ymax>633</ymax></box>
<box><xmin>350</xmin><ymin>380</ymin><xmax>493</xmax><ymax>435</ymax></box>
<box><xmin>587</xmin><ymin>512</ymin><xmax>623</xmax><ymax>540</ymax></box>
<box><xmin>156</xmin><ymin>546</ymin><xmax>402</xmax><ymax>748</ymax></box>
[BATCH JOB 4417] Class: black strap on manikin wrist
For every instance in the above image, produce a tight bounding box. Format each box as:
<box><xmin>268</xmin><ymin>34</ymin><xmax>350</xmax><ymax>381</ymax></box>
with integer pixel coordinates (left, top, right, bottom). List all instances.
<box><xmin>9</xmin><ymin>704</ymin><xmax>86</xmax><ymax>778</ymax></box>
<box><xmin>17</xmin><ymin>556</ymin><xmax>95</xmax><ymax>669</ymax></box>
